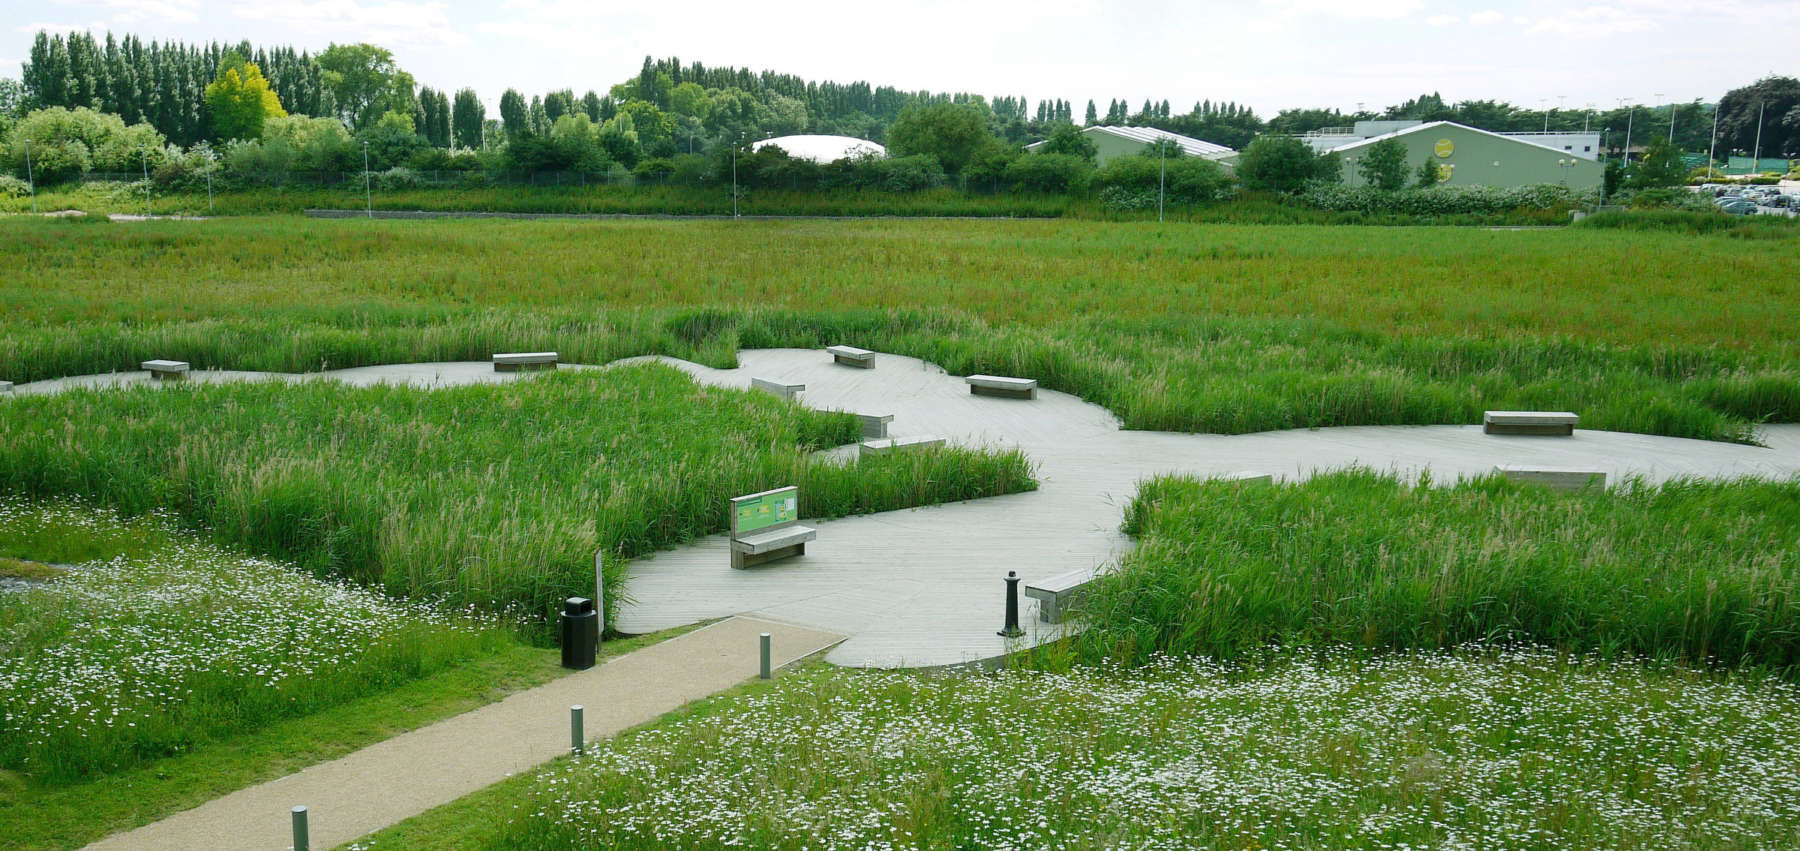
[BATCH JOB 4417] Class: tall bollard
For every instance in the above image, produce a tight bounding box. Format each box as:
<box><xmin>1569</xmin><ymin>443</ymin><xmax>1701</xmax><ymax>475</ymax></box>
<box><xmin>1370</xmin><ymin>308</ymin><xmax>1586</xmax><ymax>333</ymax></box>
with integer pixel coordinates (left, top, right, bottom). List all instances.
<box><xmin>998</xmin><ymin>571</ymin><xmax>1025</xmax><ymax>638</ymax></box>
<box><xmin>291</xmin><ymin>805</ymin><xmax>309</xmax><ymax>851</ymax></box>
<box><xmin>570</xmin><ymin>705</ymin><xmax>585</xmax><ymax>755</ymax></box>
<box><xmin>759</xmin><ymin>632</ymin><xmax>772</xmax><ymax>679</ymax></box>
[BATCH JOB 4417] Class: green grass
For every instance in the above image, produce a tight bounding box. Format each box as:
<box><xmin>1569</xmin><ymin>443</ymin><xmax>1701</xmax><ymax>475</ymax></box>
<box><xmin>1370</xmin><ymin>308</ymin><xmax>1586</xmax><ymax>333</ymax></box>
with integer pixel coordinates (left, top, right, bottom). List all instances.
<box><xmin>1</xmin><ymin>216</ymin><xmax>1795</xmax><ymax>442</ymax></box>
<box><xmin>1076</xmin><ymin>471</ymin><xmax>1800</xmax><ymax>670</ymax></box>
<box><xmin>347</xmin><ymin>654</ymin><xmax>1800</xmax><ymax>849</ymax></box>
<box><xmin>0</xmin><ymin>365</ymin><xmax>1034</xmax><ymax>620</ymax></box>
<box><xmin>0</xmin><ymin>498</ymin><xmax>518</xmax><ymax>784</ymax></box>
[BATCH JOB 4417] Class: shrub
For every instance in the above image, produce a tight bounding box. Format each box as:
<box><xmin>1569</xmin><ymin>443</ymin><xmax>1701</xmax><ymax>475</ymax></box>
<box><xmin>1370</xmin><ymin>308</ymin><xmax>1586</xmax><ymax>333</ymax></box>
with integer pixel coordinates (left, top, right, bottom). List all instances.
<box><xmin>1237</xmin><ymin>135</ymin><xmax>1333</xmax><ymax>193</ymax></box>
<box><xmin>1002</xmin><ymin>153</ymin><xmax>1091</xmax><ymax>194</ymax></box>
<box><xmin>1302</xmin><ymin>182</ymin><xmax>1588</xmax><ymax>215</ymax></box>
<box><xmin>0</xmin><ymin>174</ymin><xmax>30</xmax><ymax>198</ymax></box>
<box><xmin>1095</xmin><ymin>151</ymin><xmax>1232</xmax><ymax>205</ymax></box>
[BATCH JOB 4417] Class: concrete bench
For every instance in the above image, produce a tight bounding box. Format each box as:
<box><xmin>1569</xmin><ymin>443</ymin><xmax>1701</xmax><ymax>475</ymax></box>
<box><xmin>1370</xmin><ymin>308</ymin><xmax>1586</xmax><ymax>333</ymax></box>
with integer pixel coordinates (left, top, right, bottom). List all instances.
<box><xmin>827</xmin><ymin>345</ymin><xmax>876</xmax><ymax>369</ymax></box>
<box><xmin>1484</xmin><ymin>411</ymin><xmax>1578</xmax><ymax>436</ymax></box>
<box><xmin>729</xmin><ymin>486</ymin><xmax>816</xmax><ymax>569</ymax></box>
<box><xmin>493</xmin><ymin>351</ymin><xmax>558</xmax><ymax>372</ymax></box>
<box><xmin>752</xmin><ymin>377</ymin><xmax>804</xmax><ymax>400</ymax></box>
<box><xmin>858</xmin><ymin>435</ymin><xmax>945</xmax><ymax>458</ymax></box>
<box><xmin>0</xmin><ymin>381</ymin><xmax>12</xmax><ymax>395</ymax></box>
<box><xmin>1024</xmin><ymin>567</ymin><xmax>1099</xmax><ymax>624</ymax></box>
<box><xmin>966</xmin><ymin>374</ymin><xmax>1037</xmax><ymax>400</ymax></box>
<box><xmin>141</xmin><ymin>360</ymin><xmax>190</xmax><ymax>381</ymax></box>
<box><xmin>1216</xmin><ymin>471</ymin><xmax>1273</xmax><ymax>484</ymax></box>
<box><xmin>1497</xmin><ymin>465</ymin><xmax>1607</xmax><ymax>492</ymax></box>
<box><xmin>858</xmin><ymin>413</ymin><xmax>894</xmax><ymax>439</ymax></box>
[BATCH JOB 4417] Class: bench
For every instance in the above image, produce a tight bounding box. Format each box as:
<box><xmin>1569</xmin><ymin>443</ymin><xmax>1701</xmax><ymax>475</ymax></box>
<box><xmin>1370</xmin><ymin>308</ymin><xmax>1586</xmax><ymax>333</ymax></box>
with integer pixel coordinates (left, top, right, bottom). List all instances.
<box><xmin>858</xmin><ymin>435</ymin><xmax>945</xmax><ymax>458</ymax></box>
<box><xmin>827</xmin><ymin>345</ymin><xmax>875</xmax><ymax>369</ymax></box>
<box><xmin>1484</xmin><ymin>411</ymin><xmax>1578</xmax><ymax>436</ymax></box>
<box><xmin>0</xmin><ymin>381</ymin><xmax>12</xmax><ymax>395</ymax></box>
<box><xmin>752</xmin><ymin>377</ymin><xmax>804</xmax><ymax>400</ymax></box>
<box><xmin>1024</xmin><ymin>567</ymin><xmax>1099</xmax><ymax>624</ymax></box>
<box><xmin>1496</xmin><ymin>465</ymin><xmax>1607</xmax><ymax>492</ymax></box>
<box><xmin>858</xmin><ymin>413</ymin><xmax>894</xmax><ymax>439</ymax></box>
<box><xmin>493</xmin><ymin>351</ymin><xmax>558</xmax><ymax>372</ymax></box>
<box><xmin>141</xmin><ymin>360</ymin><xmax>190</xmax><ymax>381</ymax></box>
<box><xmin>1216</xmin><ymin>471</ymin><xmax>1273</xmax><ymax>484</ymax></box>
<box><xmin>729</xmin><ymin>485</ymin><xmax>816</xmax><ymax>569</ymax></box>
<box><xmin>966</xmin><ymin>374</ymin><xmax>1037</xmax><ymax>400</ymax></box>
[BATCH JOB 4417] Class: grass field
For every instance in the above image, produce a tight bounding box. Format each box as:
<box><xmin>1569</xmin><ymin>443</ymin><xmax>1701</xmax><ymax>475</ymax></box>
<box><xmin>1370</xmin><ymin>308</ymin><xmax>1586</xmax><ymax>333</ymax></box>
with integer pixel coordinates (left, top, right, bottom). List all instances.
<box><xmin>0</xmin><ymin>366</ymin><xmax>1033</xmax><ymax>620</ymax></box>
<box><xmin>1078</xmin><ymin>472</ymin><xmax>1800</xmax><ymax>670</ymax></box>
<box><xmin>0</xmin><ymin>498</ymin><xmax>513</xmax><ymax>784</ymax></box>
<box><xmin>352</xmin><ymin>653</ymin><xmax>1800</xmax><ymax>849</ymax></box>
<box><xmin>3</xmin><ymin>216</ymin><xmax>1796</xmax><ymax>442</ymax></box>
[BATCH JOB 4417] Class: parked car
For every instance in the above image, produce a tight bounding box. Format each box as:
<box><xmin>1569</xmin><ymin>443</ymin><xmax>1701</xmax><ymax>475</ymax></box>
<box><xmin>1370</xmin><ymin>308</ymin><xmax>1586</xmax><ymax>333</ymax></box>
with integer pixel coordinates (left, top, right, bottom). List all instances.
<box><xmin>1719</xmin><ymin>199</ymin><xmax>1758</xmax><ymax>215</ymax></box>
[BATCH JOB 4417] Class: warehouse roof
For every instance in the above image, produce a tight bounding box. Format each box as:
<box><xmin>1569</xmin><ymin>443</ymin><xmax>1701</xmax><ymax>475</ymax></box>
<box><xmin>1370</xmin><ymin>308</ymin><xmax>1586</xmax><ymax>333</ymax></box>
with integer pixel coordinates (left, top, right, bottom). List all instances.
<box><xmin>751</xmin><ymin>134</ymin><xmax>886</xmax><ymax>163</ymax></box>
<box><xmin>1324</xmin><ymin>121</ymin><xmax>1580</xmax><ymax>158</ymax></box>
<box><xmin>1026</xmin><ymin>125</ymin><xmax>1236</xmax><ymax>159</ymax></box>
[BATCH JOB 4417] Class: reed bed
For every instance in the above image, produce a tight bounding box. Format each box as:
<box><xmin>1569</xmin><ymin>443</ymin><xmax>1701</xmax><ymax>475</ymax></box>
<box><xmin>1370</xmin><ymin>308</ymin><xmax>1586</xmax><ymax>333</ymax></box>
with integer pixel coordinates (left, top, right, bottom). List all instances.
<box><xmin>0</xmin><ymin>497</ymin><xmax>513</xmax><ymax>783</ymax></box>
<box><xmin>2</xmin><ymin>217</ymin><xmax>1795</xmax><ymax>443</ymax></box>
<box><xmin>1080</xmin><ymin>471</ymin><xmax>1800</xmax><ymax>671</ymax></box>
<box><xmin>0</xmin><ymin>366</ymin><xmax>1034</xmax><ymax>620</ymax></box>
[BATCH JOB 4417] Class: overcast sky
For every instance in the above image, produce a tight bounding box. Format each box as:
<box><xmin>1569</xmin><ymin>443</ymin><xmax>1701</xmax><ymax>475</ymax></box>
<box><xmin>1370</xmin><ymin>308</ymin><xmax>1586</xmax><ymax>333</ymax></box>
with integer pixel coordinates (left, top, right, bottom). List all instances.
<box><xmin>5</xmin><ymin>0</ymin><xmax>1795</xmax><ymax>118</ymax></box>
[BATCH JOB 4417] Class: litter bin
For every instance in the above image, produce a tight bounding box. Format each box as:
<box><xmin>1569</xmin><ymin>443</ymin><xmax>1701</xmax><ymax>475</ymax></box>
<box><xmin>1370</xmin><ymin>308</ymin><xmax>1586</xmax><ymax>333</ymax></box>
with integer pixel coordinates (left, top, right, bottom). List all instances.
<box><xmin>560</xmin><ymin>597</ymin><xmax>597</xmax><ymax>670</ymax></box>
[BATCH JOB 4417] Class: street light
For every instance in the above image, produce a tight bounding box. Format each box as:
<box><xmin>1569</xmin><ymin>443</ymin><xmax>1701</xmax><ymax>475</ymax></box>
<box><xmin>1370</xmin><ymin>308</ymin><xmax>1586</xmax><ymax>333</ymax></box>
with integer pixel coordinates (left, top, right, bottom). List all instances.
<box><xmin>1557</xmin><ymin>158</ymin><xmax>1574</xmax><ymax>186</ymax></box>
<box><xmin>139</xmin><ymin>145</ymin><xmax>151</xmax><ymax>217</ymax></box>
<box><xmin>23</xmin><ymin>138</ymin><xmax>35</xmax><ymax>214</ymax></box>
<box><xmin>1157</xmin><ymin>138</ymin><xmax>1166</xmax><ymax>223</ymax></box>
<box><xmin>362</xmin><ymin>141</ymin><xmax>372</xmax><ymax>219</ymax></box>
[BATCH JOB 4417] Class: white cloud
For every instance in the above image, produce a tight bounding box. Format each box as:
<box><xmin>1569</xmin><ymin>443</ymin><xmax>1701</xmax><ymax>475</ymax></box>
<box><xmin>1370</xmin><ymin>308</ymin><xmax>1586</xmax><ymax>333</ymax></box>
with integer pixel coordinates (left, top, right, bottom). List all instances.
<box><xmin>1260</xmin><ymin>0</ymin><xmax>1425</xmax><ymax>19</ymax></box>
<box><xmin>1529</xmin><ymin>5</ymin><xmax>1659</xmax><ymax>36</ymax></box>
<box><xmin>234</xmin><ymin>1</ymin><xmax>470</xmax><ymax>49</ymax></box>
<box><xmin>51</xmin><ymin>0</ymin><xmax>201</xmax><ymax>25</ymax></box>
<box><xmin>1469</xmin><ymin>10</ymin><xmax>1505</xmax><ymax>25</ymax></box>
<box><xmin>13</xmin><ymin>21</ymin><xmax>105</xmax><ymax>36</ymax></box>
<box><xmin>1427</xmin><ymin>14</ymin><xmax>1459</xmax><ymax>26</ymax></box>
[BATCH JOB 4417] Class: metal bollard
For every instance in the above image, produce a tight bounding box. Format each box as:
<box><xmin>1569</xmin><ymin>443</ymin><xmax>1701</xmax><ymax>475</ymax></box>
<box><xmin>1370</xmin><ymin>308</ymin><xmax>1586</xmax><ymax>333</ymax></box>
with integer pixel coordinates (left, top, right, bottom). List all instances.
<box><xmin>570</xmin><ymin>705</ymin><xmax>584</xmax><ymax>755</ymax></box>
<box><xmin>998</xmin><ymin>571</ymin><xmax>1025</xmax><ymax>638</ymax></box>
<box><xmin>759</xmin><ymin>632</ymin><xmax>772</xmax><ymax>679</ymax></box>
<box><xmin>291</xmin><ymin>805</ymin><xmax>309</xmax><ymax>851</ymax></box>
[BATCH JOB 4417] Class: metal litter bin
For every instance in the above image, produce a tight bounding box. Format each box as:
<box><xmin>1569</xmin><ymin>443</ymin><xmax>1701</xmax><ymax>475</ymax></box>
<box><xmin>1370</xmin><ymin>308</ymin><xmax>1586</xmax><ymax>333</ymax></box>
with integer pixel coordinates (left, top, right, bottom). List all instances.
<box><xmin>560</xmin><ymin>597</ymin><xmax>597</xmax><ymax>670</ymax></box>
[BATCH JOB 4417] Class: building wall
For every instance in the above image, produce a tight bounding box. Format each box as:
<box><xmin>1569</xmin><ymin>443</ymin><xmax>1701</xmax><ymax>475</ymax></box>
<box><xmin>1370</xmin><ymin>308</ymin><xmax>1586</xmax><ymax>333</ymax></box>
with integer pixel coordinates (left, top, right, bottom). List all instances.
<box><xmin>1337</xmin><ymin>125</ymin><xmax>1602</xmax><ymax>190</ymax></box>
<box><xmin>1088</xmin><ymin>130</ymin><xmax>1152</xmax><ymax>166</ymax></box>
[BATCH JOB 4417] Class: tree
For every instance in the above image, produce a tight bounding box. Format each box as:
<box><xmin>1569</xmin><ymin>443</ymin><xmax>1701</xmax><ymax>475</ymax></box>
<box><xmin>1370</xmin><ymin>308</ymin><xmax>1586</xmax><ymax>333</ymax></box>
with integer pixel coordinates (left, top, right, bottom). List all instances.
<box><xmin>1415</xmin><ymin>157</ymin><xmax>1441</xmax><ymax>187</ymax></box>
<box><xmin>1084</xmin><ymin>99</ymin><xmax>1097</xmax><ymax>126</ymax></box>
<box><xmin>1236</xmin><ymin>135</ymin><xmax>1329</xmax><ymax>193</ymax></box>
<box><xmin>452</xmin><ymin>88</ymin><xmax>484</xmax><ymax>149</ymax></box>
<box><xmin>1039</xmin><ymin>122</ymin><xmax>1097</xmax><ymax>163</ymax></box>
<box><xmin>428</xmin><ymin>88</ymin><xmax>451</xmax><ymax>147</ymax></box>
<box><xmin>1630</xmin><ymin>138</ymin><xmax>1685</xmax><ymax>188</ymax></box>
<box><xmin>317</xmin><ymin>43</ymin><xmax>414</xmax><ymax>129</ymax></box>
<box><xmin>204</xmin><ymin>60</ymin><xmax>286</xmax><ymax>142</ymax></box>
<box><xmin>1717</xmin><ymin>76</ymin><xmax>1800</xmax><ymax>157</ymax></box>
<box><xmin>886</xmin><ymin>102</ymin><xmax>997</xmax><ymax>174</ymax></box>
<box><xmin>1361</xmin><ymin>137</ymin><xmax>1409</xmax><ymax>190</ymax></box>
<box><xmin>0</xmin><ymin>78</ymin><xmax>24</xmax><ymax>118</ymax></box>
<box><xmin>499</xmin><ymin>89</ymin><xmax>526</xmax><ymax>139</ymax></box>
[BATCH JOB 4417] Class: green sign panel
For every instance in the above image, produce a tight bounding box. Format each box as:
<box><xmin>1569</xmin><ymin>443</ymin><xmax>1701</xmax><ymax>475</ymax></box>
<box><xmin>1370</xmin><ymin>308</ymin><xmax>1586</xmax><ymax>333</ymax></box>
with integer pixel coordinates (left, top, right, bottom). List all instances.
<box><xmin>734</xmin><ymin>490</ymin><xmax>798</xmax><ymax>534</ymax></box>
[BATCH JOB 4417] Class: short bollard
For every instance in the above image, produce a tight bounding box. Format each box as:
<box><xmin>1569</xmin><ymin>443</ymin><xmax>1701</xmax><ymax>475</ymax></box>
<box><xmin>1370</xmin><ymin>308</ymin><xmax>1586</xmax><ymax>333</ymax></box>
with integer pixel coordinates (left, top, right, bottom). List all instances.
<box><xmin>291</xmin><ymin>805</ymin><xmax>309</xmax><ymax>851</ymax></box>
<box><xmin>998</xmin><ymin>571</ymin><xmax>1025</xmax><ymax>638</ymax></box>
<box><xmin>570</xmin><ymin>705</ymin><xmax>584</xmax><ymax>755</ymax></box>
<box><xmin>759</xmin><ymin>632</ymin><xmax>772</xmax><ymax>679</ymax></box>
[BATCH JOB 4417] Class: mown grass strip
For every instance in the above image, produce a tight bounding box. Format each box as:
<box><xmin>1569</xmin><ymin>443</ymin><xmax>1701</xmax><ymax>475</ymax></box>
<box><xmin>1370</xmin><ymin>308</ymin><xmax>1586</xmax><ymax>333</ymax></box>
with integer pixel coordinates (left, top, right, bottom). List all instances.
<box><xmin>1079</xmin><ymin>471</ymin><xmax>1800</xmax><ymax>670</ymax></box>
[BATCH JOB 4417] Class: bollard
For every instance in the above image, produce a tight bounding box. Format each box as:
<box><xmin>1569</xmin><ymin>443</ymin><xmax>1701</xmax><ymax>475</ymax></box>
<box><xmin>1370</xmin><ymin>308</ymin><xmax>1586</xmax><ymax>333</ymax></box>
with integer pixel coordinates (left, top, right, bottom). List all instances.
<box><xmin>291</xmin><ymin>805</ymin><xmax>309</xmax><ymax>851</ymax></box>
<box><xmin>998</xmin><ymin>571</ymin><xmax>1025</xmax><ymax>638</ymax></box>
<box><xmin>570</xmin><ymin>705</ymin><xmax>584</xmax><ymax>755</ymax></box>
<box><xmin>759</xmin><ymin>632</ymin><xmax>772</xmax><ymax>679</ymax></box>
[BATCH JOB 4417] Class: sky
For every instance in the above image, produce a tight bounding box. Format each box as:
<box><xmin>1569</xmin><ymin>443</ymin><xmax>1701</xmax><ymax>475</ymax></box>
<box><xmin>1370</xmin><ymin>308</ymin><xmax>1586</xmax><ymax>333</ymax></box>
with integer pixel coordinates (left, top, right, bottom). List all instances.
<box><xmin>3</xmin><ymin>0</ymin><xmax>1796</xmax><ymax>118</ymax></box>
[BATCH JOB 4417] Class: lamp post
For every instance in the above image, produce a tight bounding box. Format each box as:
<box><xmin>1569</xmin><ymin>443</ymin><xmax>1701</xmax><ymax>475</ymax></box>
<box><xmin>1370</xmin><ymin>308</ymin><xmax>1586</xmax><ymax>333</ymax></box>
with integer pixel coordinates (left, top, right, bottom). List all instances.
<box><xmin>1707</xmin><ymin>104</ymin><xmax>1720</xmax><ymax>177</ymax></box>
<box><xmin>1157</xmin><ymin>139</ymin><xmax>1166</xmax><ymax>223</ymax></box>
<box><xmin>1654</xmin><ymin>93</ymin><xmax>1666</xmax><ymax>145</ymax></box>
<box><xmin>205</xmin><ymin>150</ymin><xmax>215</xmax><ymax>214</ymax></box>
<box><xmin>139</xmin><ymin>145</ymin><xmax>150</xmax><ymax>217</ymax></box>
<box><xmin>362</xmin><ymin>141</ymin><xmax>372</xmax><ymax>219</ymax></box>
<box><xmin>23</xmin><ymin>138</ymin><xmax>35</xmax><ymax>214</ymax></box>
<box><xmin>1752</xmin><ymin>101</ymin><xmax>1766</xmax><ymax>169</ymax></box>
<box><xmin>731</xmin><ymin>143</ymin><xmax>738</xmax><ymax>219</ymax></box>
<box><xmin>1623</xmin><ymin>103</ymin><xmax>1635</xmax><ymax>164</ymax></box>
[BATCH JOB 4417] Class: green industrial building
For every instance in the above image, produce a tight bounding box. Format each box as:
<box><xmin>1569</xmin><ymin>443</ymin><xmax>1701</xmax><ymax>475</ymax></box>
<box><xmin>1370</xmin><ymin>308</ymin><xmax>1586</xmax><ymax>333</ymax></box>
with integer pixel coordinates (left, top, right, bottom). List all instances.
<box><xmin>1024</xmin><ymin>124</ymin><xmax>1236</xmax><ymax>166</ymax></box>
<box><xmin>1327</xmin><ymin>121</ymin><xmax>1602</xmax><ymax>190</ymax></box>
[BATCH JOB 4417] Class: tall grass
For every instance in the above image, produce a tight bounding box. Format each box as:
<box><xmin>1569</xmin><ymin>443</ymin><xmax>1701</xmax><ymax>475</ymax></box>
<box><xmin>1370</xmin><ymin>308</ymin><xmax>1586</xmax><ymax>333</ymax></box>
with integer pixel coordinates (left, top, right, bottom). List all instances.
<box><xmin>0</xmin><ymin>366</ymin><xmax>1035</xmax><ymax>620</ymax></box>
<box><xmin>1078</xmin><ymin>471</ymin><xmax>1800</xmax><ymax>670</ymax></box>
<box><xmin>0</xmin><ymin>498</ymin><xmax>513</xmax><ymax>783</ymax></box>
<box><xmin>1</xmin><ymin>217</ymin><xmax>1794</xmax><ymax>442</ymax></box>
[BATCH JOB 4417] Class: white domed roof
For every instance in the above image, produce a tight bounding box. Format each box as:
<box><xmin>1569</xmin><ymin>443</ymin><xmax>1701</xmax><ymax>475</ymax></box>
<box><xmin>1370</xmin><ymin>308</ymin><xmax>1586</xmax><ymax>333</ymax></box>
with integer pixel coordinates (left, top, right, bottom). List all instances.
<box><xmin>751</xmin><ymin>134</ymin><xmax>886</xmax><ymax>163</ymax></box>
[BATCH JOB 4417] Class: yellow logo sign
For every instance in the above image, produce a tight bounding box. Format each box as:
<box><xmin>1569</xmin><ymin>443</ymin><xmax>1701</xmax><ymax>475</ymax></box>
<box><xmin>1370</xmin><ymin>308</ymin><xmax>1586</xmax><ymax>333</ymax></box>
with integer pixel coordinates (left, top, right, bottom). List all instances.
<box><xmin>1434</xmin><ymin>138</ymin><xmax>1454</xmax><ymax>158</ymax></box>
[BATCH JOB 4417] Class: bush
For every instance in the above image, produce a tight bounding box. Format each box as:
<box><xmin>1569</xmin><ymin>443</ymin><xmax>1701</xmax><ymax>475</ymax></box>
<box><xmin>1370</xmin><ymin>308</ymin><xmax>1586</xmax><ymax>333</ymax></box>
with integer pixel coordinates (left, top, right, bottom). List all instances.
<box><xmin>4</xmin><ymin>107</ymin><xmax>167</xmax><ymax>183</ymax></box>
<box><xmin>0</xmin><ymin>174</ymin><xmax>30</xmax><ymax>198</ymax></box>
<box><xmin>634</xmin><ymin>157</ymin><xmax>676</xmax><ymax>178</ymax></box>
<box><xmin>1237</xmin><ymin>135</ymin><xmax>1333</xmax><ymax>193</ymax></box>
<box><xmin>853</xmin><ymin>154</ymin><xmax>946</xmax><ymax>193</ymax></box>
<box><xmin>1302</xmin><ymin>182</ymin><xmax>1588</xmax><ymax>215</ymax></box>
<box><xmin>373</xmin><ymin>166</ymin><xmax>422</xmax><ymax>190</ymax></box>
<box><xmin>1095</xmin><ymin>151</ymin><xmax>1233</xmax><ymax>206</ymax></box>
<box><xmin>1002</xmin><ymin>153</ymin><xmax>1091</xmax><ymax>194</ymax></box>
